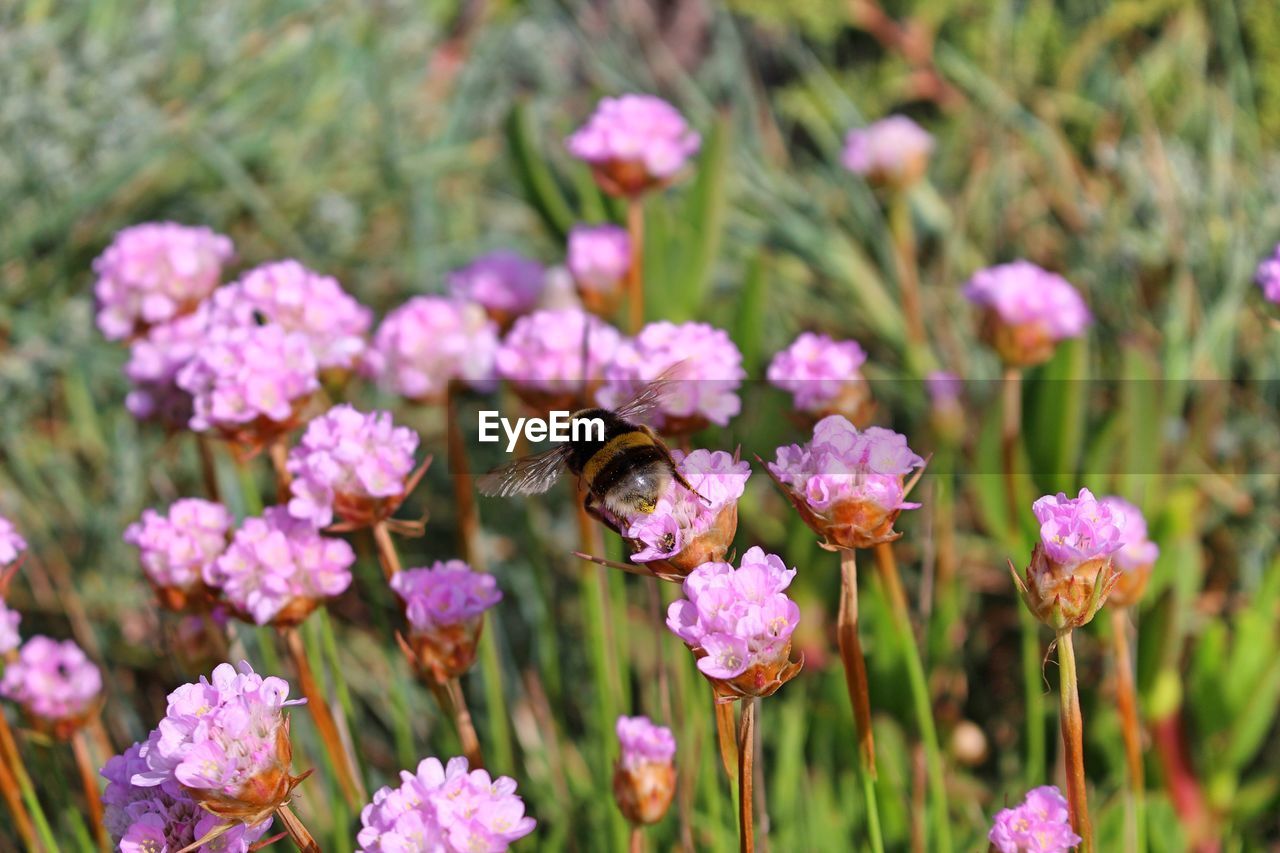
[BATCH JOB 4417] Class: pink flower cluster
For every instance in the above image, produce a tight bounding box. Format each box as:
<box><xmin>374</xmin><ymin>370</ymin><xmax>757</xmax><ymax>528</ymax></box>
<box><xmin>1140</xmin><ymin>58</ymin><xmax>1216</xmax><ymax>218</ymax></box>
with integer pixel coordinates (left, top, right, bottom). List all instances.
<box><xmin>124</xmin><ymin>499</ymin><xmax>232</xmax><ymax>591</ymax></box>
<box><xmin>1256</xmin><ymin>243</ymin><xmax>1280</xmax><ymax>304</ymax></box>
<box><xmin>103</xmin><ymin>741</ymin><xmax>272</xmax><ymax>853</ymax></box>
<box><xmin>286</xmin><ymin>405</ymin><xmax>419</xmax><ymax>528</ymax></box>
<box><xmin>666</xmin><ymin>547</ymin><xmax>800</xmax><ymax>681</ymax></box>
<box><xmin>1032</xmin><ymin>488</ymin><xmax>1125</xmax><ymax>571</ymax></box>
<box><xmin>767</xmin><ymin>332</ymin><xmax>868</xmax><ymax>414</ymax></box>
<box><xmin>177</xmin><ymin>322</ymin><xmax>319</xmax><ymax>434</ymax></box>
<box><xmin>124</xmin><ymin>310</ymin><xmax>211</xmax><ymax>426</ymax></box>
<box><xmin>616</xmin><ymin>715</ymin><xmax>676</xmax><ymax>772</ymax></box>
<box><xmin>1100</xmin><ymin>496</ymin><xmax>1159</xmax><ymax>572</ymax></box>
<box><xmin>448</xmin><ymin>251</ymin><xmax>546</xmax><ymax>319</ymax></box>
<box><xmin>598</xmin><ymin>321</ymin><xmax>745</xmax><ymax>431</ymax></box>
<box><xmin>0</xmin><ymin>514</ymin><xmax>26</xmax><ymax>566</ymax></box>
<box><xmin>841</xmin><ymin>116</ymin><xmax>934</xmax><ymax>185</ymax></box>
<box><xmin>390</xmin><ymin>560</ymin><xmax>502</xmax><ymax>632</ymax></box>
<box><xmin>567</xmin><ymin>225</ymin><xmax>631</xmax><ymax>294</ymax></box>
<box><xmin>0</xmin><ymin>636</ymin><xmax>101</xmax><ymax>724</ymax></box>
<box><xmin>367</xmin><ymin>296</ymin><xmax>499</xmax><ymax>403</ymax></box>
<box><xmin>93</xmin><ymin>223</ymin><xmax>233</xmax><ymax>340</ymax></box>
<box><xmin>988</xmin><ymin>786</ymin><xmax>1081</xmax><ymax>853</ymax></box>
<box><xmin>132</xmin><ymin>662</ymin><xmax>303</xmax><ymax>798</ymax></box>
<box><xmin>496</xmin><ymin>308</ymin><xmax>622</xmax><ymax>393</ymax></box>
<box><xmin>206</xmin><ymin>507</ymin><xmax>355</xmax><ymax>625</ymax></box>
<box><xmin>0</xmin><ymin>599</ymin><xmax>21</xmax><ymax>655</ymax></box>
<box><xmin>211</xmin><ymin>260</ymin><xmax>372</xmax><ymax>370</ymax></box>
<box><xmin>358</xmin><ymin>755</ymin><xmax>536</xmax><ymax>852</ymax></box>
<box><xmin>625</xmin><ymin>450</ymin><xmax>749</xmax><ymax>563</ymax></box>
<box><xmin>964</xmin><ymin>261</ymin><xmax>1091</xmax><ymax>342</ymax></box>
<box><xmin>566</xmin><ymin>95</ymin><xmax>701</xmax><ymax>191</ymax></box>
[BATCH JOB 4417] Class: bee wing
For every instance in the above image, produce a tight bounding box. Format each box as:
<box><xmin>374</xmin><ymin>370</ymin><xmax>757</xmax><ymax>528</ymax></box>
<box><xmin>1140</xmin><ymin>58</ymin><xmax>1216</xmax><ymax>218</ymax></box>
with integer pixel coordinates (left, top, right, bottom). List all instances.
<box><xmin>613</xmin><ymin>361</ymin><xmax>688</xmax><ymax>423</ymax></box>
<box><xmin>476</xmin><ymin>446</ymin><xmax>571</xmax><ymax>497</ymax></box>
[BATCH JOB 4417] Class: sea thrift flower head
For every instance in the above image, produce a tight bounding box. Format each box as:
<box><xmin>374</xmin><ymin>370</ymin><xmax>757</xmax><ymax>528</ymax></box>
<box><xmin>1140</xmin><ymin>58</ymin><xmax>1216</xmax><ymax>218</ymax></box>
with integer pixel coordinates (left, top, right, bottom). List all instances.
<box><xmin>567</xmin><ymin>224</ymin><xmax>631</xmax><ymax>315</ymax></box>
<box><xmin>390</xmin><ymin>560</ymin><xmax>501</xmax><ymax>682</ymax></box>
<box><xmin>767</xmin><ymin>417</ymin><xmax>926</xmax><ymax>550</ymax></box>
<box><xmin>212</xmin><ymin>260</ymin><xmax>373</xmax><ymax>371</ymax></box>
<box><xmin>103</xmin><ymin>741</ymin><xmax>272</xmax><ymax>853</ymax></box>
<box><xmin>0</xmin><ymin>599</ymin><xmax>20</xmax><ymax>655</ymax></box>
<box><xmin>367</xmin><ymin>296</ymin><xmax>499</xmax><ymax>405</ymax></box>
<box><xmin>1101</xmin><ymin>496</ymin><xmax>1159</xmax><ymax>608</ymax></box>
<box><xmin>286</xmin><ymin>404</ymin><xmax>423</xmax><ymax>529</ymax></box>
<box><xmin>496</xmin><ymin>308</ymin><xmax>623</xmax><ymax>412</ymax></box>
<box><xmin>964</xmin><ymin>261</ymin><xmax>1091</xmax><ymax>368</ymax></box>
<box><xmin>93</xmin><ymin>222</ymin><xmax>233</xmax><ymax>341</ymax></box>
<box><xmin>841</xmin><ymin>115</ymin><xmax>934</xmax><ymax>188</ymax></box>
<box><xmin>619</xmin><ymin>450</ymin><xmax>750</xmax><ymax>579</ymax></box>
<box><xmin>1013</xmin><ymin>488</ymin><xmax>1123</xmax><ymax>631</ymax></box>
<box><xmin>448</xmin><ymin>251</ymin><xmax>546</xmax><ymax>328</ymax></box>
<box><xmin>0</xmin><ymin>636</ymin><xmax>101</xmax><ymax>737</ymax></box>
<box><xmin>767</xmin><ymin>332</ymin><xmax>872</xmax><ymax>425</ymax></box>
<box><xmin>357</xmin><ymin>755</ymin><xmax>536</xmax><ymax>852</ymax></box>
<box><xmin>124</xmin><ymin>499</ymin><xmax>233</xmax><ymax>611</ymax></box>
<box><xmin>566</xmin><ymin>95</ymin><xmax>701</xmax><ymax>197</ymax></box>
<box><xmin>132</xmin><ymin>661</ymin><xmax>307</xmax><ymax>823</ymax></box>
<box><xmin>0</xmin><ymin>514</ymin><xmax>26</xmax><ymax>568</ymax></box>
<box><xmin>176</xmin><ymin>322</ymin><xmax>319</xmax><ymax>451</ymax></box>
<box><xmin>206</xmin><ymin>507</ymin><xmax>355</xmax><ymax>627</ymax></box>
<box><xmin>613</xmin><ymin>715</ymin><xmax>677</xmax><ymax>826</ymax></box>
<box><xmin>1256</xmin><ymin>244</ymin><xmax>1280</xmax><ymax>305</ymax></box>
<box><xmin>666</xmin><ymin>547</ymin><xmax>803</xmax><ymax>701</ymax></box>
<box><xmin>988</xmin><ymin>786</ymin><xmax>1081</xmax><ymax>853</ymax></box>
<box><xmin>598</xmin><ymin>321</ymin><xmax>745</xmax><ymax>434</ymax></box>
<box><xmin>124</xmin><ymin>310</ymin><xmax>211</xmax><ymax>429</ymax></box>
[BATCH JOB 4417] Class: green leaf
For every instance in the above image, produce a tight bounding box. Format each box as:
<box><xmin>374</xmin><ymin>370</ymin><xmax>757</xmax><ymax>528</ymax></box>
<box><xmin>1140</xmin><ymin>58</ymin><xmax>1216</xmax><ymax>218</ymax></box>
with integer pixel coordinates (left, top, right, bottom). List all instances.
<box><xmin>505</xmin><ymin>101</ymin><xmax>575</xmax><ymax>240</ymax></box>
<box><xmin>1023</xmin><ymin>336</ymin><xmax>1089</xmax><ymax>494</ymax></box>
<box><xmin>673</xmin><ymin>112</ymin><xmax>731</xmax><ymax>316</ymax></box>
<box><xmin>732</xmin><ymin>248</ymin><xmax>769</xmax><ymax>375</ymax></box>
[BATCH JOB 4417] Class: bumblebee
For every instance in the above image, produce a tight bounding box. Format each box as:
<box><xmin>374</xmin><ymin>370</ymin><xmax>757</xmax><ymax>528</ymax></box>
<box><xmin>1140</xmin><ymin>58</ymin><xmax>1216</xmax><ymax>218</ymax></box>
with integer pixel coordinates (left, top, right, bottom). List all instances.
<box><xmin>476</xmin><ymin>368</ymin><xmax>703</xmax><ymax>521</ymax></box>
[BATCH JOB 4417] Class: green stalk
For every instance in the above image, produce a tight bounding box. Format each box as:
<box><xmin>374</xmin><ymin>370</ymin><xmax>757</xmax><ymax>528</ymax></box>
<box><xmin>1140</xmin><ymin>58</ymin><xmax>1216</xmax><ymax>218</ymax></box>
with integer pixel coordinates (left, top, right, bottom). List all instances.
<box><xmin>1057</xmin><ymin>630</ymin><xmax>1093</xmax><ymax>851</ymax></box>
<box><xmin>476</xmin><ymin>625</ymin><xmax>514</xmax><ymax>773</ymax></box>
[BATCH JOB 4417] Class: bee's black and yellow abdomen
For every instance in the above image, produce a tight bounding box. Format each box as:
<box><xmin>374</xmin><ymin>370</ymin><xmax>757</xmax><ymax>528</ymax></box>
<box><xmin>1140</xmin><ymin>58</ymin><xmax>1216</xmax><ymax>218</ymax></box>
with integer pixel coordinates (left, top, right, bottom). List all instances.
<box><xmin>586</xmin><ymin>433</ymin><xmax>665</xmax><ymax>498</ymax></box>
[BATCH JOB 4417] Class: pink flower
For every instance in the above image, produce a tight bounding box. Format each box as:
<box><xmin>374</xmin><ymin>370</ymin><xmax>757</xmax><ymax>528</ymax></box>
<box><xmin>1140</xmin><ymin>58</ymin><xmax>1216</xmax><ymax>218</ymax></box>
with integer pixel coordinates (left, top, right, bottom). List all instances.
<box><xmin>667</xmin><ymin>547</ymin><xmax>801</xmax><ymax>695</ymax></box>
<box><xmin>391</xmin><ymin>561</ymin><xmax>501</xmax><ymax>682</ymax></box>
<box><xmin>988</xmin><ymin>786</ymin><xmax>1081</xmax><ymax>852</ymax></box>
<box><xmin>176</xmin><ymin>322</ymin><xmax>319</xmax><ymax>437</ymax></box>
<box><xmin>211</xmin><ymin>260</ymin><xmax>372</xmax><ymax>370</ymax></box>
<box><xmin>124</xmin><ymin>310</ymin><xmax>211</xmax><ymax>427</ymax></box>
<box><xmin>623</xmin><ymin>450</ymin><xmax>749</xmax><ymax>568</ymax></box>
<box><xmin>93</xmin><ymin>222</ymin><xmax>234</xmax><ymax>340</ymax></box>
<box><xmin>616</xmin><ymin>715</ymin><xmax>676</xmax><ymax>771</ymax></box>
<box><xmin>0</xmin><ymin>514</ymin><xmax>26</xmax><ymax>566</ymax></box>
<box><xmin>206</xmin><ymin>508</ymin><xmax>355</xmax><ymax>626</ymax></box>
<box><xmin>841</xmin><ymin>116</ymin><xmax>934</xmax><ymax>186</ymax></box>
<box><xmin>1032</xmin><ymin>489</ymin><xmax>1125</xmax><ymax>569</ymax></box>
<box><xmin>598</xmin><ymin>321</ymin><xmax>745</xmax><ymax>433</ymax></box>
<box><xmin>103</xmin><ymin>741</ymin><xmax>272</xmax><ymax>852</ymax></box>
<box><xmin>286</xmin><ymin>405</ymin><xmax>420</xmax><ymax>528</ymax></box>
<box><xmin>1256</xmin><ymin>244</ymin><xmax>1280</xmax><ymax>304</ymax></box>
<box><xmin>925</xmin><ymin>371</ymin><xmax>962</xmax><ymax>406</ymax></box>
<box><xmin>448</xmin><ymin>251</ymin><xmax>546</xmax><ymax>320</ymax></box>
<box><xmin>366</xmin><ymin>296</ymin><xmax>499</xmax><ymax>404</ymax></box>
<box><xmin>0</xmin><ymin>636</ymin><xmax>101</xmax><ymax>728</ymax></box>
<box><xmin>358</xmin><ymin>755</ymin><xmax>536</xmax><ymax>852</ymax></box>
<box><xmin>767</xmin><ymin>332</ymin><xmax>869</xmax><ymax>418</ymax></box>
<box><xmin>566</xmin><ymin>95</ymin><xmax>701</xmax><ymax>196</ymax></box>
<box><xmin>0</xmin><ymin>599</ymin><xmax>20</xmax><ymax>655</ymax></box>
<box><xmin>1100</xmin><ymin>496</ymin><xmax>1159</xmax><ymax>608</ymax></box>
<box><xmin>613</xmin><ymin>715</ymin><xmax>677</xmax><ymax>826</ymax></box>
<box><xmin>496</xmin><ymin>308</ymin><xmax>622</xmax><ymax>404</ymax></box>
<box><xmin>567</xmin><ymin>224</ymin><xmax>631</xmax><ymax>294</ymax></box>
<box><xmin>124</xmin><ymin>499</ymin><xmax>232</xmax><ymax>593</ymax></box>
<box><xmin>964</xmin><ymin>261</ymin><xmax>1091</xmax><ymax>366</ymax></box>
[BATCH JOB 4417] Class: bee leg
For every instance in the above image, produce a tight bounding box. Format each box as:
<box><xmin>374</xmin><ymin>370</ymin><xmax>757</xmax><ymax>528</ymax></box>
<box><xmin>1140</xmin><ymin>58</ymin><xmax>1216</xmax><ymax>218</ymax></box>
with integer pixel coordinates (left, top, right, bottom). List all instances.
<box><xmin>639</xmin><ymin>425</ymin><xmax>711</xmax><ymax>505</ymax></box>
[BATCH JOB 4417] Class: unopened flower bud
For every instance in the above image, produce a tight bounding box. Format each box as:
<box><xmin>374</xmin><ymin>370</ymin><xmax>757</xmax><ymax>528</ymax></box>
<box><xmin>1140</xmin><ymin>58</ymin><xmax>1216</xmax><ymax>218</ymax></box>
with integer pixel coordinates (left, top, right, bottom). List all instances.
<box><xmin>612</xmin><ymin>715</ymin><xmax>676</xmax><ymax>826</ymax></box>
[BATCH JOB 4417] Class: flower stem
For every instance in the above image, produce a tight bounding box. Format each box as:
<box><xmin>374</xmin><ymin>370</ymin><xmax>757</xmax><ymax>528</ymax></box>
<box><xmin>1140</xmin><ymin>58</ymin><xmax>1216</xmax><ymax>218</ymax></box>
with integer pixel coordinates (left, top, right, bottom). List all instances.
<box><xmin>873</xmin><ymin>542</ymin><xmax>951</xmax><ymax>853</ymax></box>
<box><xmin>626</xmin><ymin>198</ymin><xmax>646</xmax><ymax>334</ymax></box>
<box><xmin>195</xmin><ymin>433</ymin><xmax>222</xmax><ymax>503</ymax></box>
<box><xmin>836</xmin><ymin>549</ymin><xmax>877</xmax><ymax>776</ymax></box>
<box><xmin>1056</xmin><ymin>629</ymin><xmax>1093</xmax><ymax>851</ymax></box>
<box><xmin>0</xmin><ymin>711</ymin><xmax>56</xmax><ymax>851</ymax></box>
<box><xmin>628</xmin><ymin>825</ymin><xmax>644</xmax><ymax>853</ymax></box>
<box><xmin>0</xmin><ymin>737</ymin><xmax>37</xmax><ymax>850</ymax></box>
<box><xmin>371</xmin><ymin>521</ymin><xmax>403</xmax><ymax>580</ymax></box>
<box><xmin>888</xmin><ymin>189</ymin><xmax>925</xmax><ymax>348</ymax></box>
<box><xmin>268</xmin><ymin>437</ymin><xmax>291</xmax><ymax>504</ymax></box>
<box><xmin>713</xmin><ymin>695</ymin><xmax>737</xmax><ymax>779</ymax></box>
<box><xmin>433</xmin><ymin>677</ymin><xmax>485</xmax><ymax>770</ymax></box>
<box><xmin>276</xmin><ymin>803</ymin><xmax>320</xmax><ymax>852</ymax></box>
<box><xmin>71</xmin><ymin>729</ymin><xmax>108</xmax><ymax>851</ymax></box>
<box><xmin>737</xmin><ymin>698</ymin><xmax>755</xmax><ymax>853</ymax></box>
<box><xmin>1111</xmin><ymin>608</ymin><xmax>1146</xmax><ymax>853</ymax></box>
<box><xmin>283</xmin><ymin>626</ymin><xmax>366</xmax><ymax>810</ymax></box>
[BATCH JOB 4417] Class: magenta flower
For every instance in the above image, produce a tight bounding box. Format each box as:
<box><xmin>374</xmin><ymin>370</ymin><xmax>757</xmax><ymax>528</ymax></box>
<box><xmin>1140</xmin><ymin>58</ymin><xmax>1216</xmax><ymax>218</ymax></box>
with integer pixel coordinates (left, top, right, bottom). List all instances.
<box><xmin>1033</xmin><ymin>489</ymin><xmax>1125</xmax><ymax>569</ymax></box>
<box><xmin>613</xmin><ymin>715</ymin><xmax>677</xmax><ymax>826</ymax></box>
<box><xmin>132</xmin><ymin>661</ymin><xmax>307</xmax><ymax>821</ymax></box>
<box><xmin>496</xmin><ymin>308</ymin><xmax>622</xmax><ymax>409</ymax></box>
<box><xmin>176</xmin><ymin>322</ymin><xmax>319</xmax><ymax>440</ymax></box>
<box><xmin>841</xmin><ymin>115</ymin><xmax>934</xmax><ymax>187</ymax></box>
<box><xmin>0</xmin><ymin>514</ymin><xmax>26</xmax><ymax>566</ymax></box>
<box><xmin>391</xmin><ymin>560</ymin><xmax>501</xmax><ymax>682</ymax></box>
<box><xmin>125</xmin><ymin>499</ymin><xmax>232</xmax><ymax>596</ymax></box>
<box><xmin>0</xmin><ymin>599</ymin><xmax>20</xmax><ymax>655</ymax></box>
<box><xmin>206</xmin><ymin>507</ymin><xmax>355</xmax><ymax>626</ymax></box>
<box><xmin>124</xmin><ymin>310</ymin><xmax>211</xmax><ymax>427</ymax></box>
<box><xmin>598</xmin><ymin>321</ymin><xmax>745</xmax><ymax>433</ymax></box>
<box><xmin>567</xmin><ymin>224</ymin><xmax>631</xmax><ymax>305</ymax></box>
<box><xmin>925</xmin><ymin>371</ymin><xmax>962</xmax><ymax>407</ymax></box>
<box><xmin>211</xmin><ymin>260</ymin><xmax>373</xmax><ymax>370</ymax></box>
<box><xmin>566</xmin><ymin>95</ymin><xmax>701</xmax><ymax>196</ymax></box>
<box><xmin>0</xmin><ymin>636</ymin><xmax>101</xmax><ymax>731</ymax></box>
<box><xmin>103</xmin><ymin>741</ymin><xmax>272</xmax><ymax>853</ymax></box>
<box><xmin>666</xmin><ymin>547</ymin><xmax>802</xmax><ymax>699</ymax></box>
<box><xmin>93</xmin><ymin>222</ymin><xmax>233</xmax><ymax>340</ymax></box>
<box><xmin>286</xmin><ymin>405</ymin><xmax>421</xmax><ymax>529</ymax></box>
<box><xmin>358</xmin><ymin>755</ymin><xmax>536</xmax><ymax>852</ymax></box>
<box><xmin>1256</xmin><ymin>244</ymin><xmax>1280</xmax><ymax>304</ymax></box>
<box><xmin>767</xmin><ymin>417</ymin><xmax>925</xmax><ymax>549</ymax></box>
<box><xmin>616</xmin><ymin>715</ymin><xmax>676</xmax><ymax>771</ymax></box>
<box><xmin>1100</xmin><ymin>496</ymin><xmax>1159</xmax><ymax>607</ymax></box>
<box><xmin>366</xmin><ymin>296</ymin><xmax>499</xmax><ymax>404</ymax></box>
<box><xmin>448</xmin><ymin>251</ymin><xmax>546</xmax><ymax>323</ymax></box>
<box><xmin>767</xmin><ymin>332</ymin><xmax>870</xmax><ymax>421</ymax></box>
<box><xmin>964</xmin><ymin>261</ymin><xmax>1091</xmax><ymax>367</ymax></box>
<box><xmin>988</xmin><ymin>786</ymin><xmax>1081</xmax><ymax>853</ymax></box>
